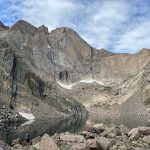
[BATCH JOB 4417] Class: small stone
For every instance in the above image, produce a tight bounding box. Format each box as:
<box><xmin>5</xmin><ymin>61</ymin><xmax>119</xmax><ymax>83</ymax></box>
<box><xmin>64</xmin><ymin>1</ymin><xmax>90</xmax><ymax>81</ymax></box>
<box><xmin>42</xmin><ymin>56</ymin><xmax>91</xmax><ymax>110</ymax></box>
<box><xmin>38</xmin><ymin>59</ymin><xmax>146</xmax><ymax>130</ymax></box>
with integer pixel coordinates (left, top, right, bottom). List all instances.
<box><xmin>0</xmin><ymin>140</ymin><xmax>11</xmax><ymax>150</ymax></box>
<box><xmin>107</xmin><ymin>132</ymin><xmax>117</xmax><ymax>138</ymax></box>
<box><xmin>101</xmin><ymin>126</ymin><xmax>121</xmax><ymax>138</ymax></box>
<box><xmin>118</xmin><ymin>145</ymin><xmax>127</xmax><ymax>150</ymax></box>
<box><xmin>31</xmin><ymin>136</ymin><xmax>41</xmax><ymax>145</ymax></box>
<box><xmin>142</xmin><ymin>136</ymin><xmax>150</xmax><ymax>144</ymax></box>
<box><xmin>120</xmin><ymin>124</ymin><xmax>129</xmax><ymax>135</ymax></box>
<box><xmin>11</xmin><ymin>138</ymin><xmax>21</xmax><ymax>146</ymax></box>
<box><xmin>96</xmin><ymin>136</ymin><xmax>116</xmax><ymax>149</ymax></box>
<box><xmin>128</xmin><ymin>128</ymin><xmax>140</xmax><ymax>140</ymax></box>
<box><xmin>110</xmin><ymin>145</ymin><xmax>117</xmax><ymax>150</ymax></box>
<box><xmin>133</xmin><ymin>148</ymin><xmax>144</xmax><ymax>150</ymax></box>
<box><xmin>71</xmin><ymin>143</ymin><xmax>87</xmax><ymax>150</ymax></box>
<box><xmin>138</xmin><ymin>127</ymin><xmax>150</xmax><ymax>135</ymax></box>
<box><xmin>93</xmin><ymin>123</ymin><xmax>105</xmax><ymax>133</ymax></box>
<box><xmin>86</xmin><ymin>139</ymin><xmax>100</xmax><ymax>149</ymax></box>
<box><xmin>132</xmin><ymin>141</ymin><xmax>138</xmax><ymax>145</ymax></box>
<box><xmin>33</xmin><ymin>142</ymin><xmax>40</xmax><ymax>149</ymax></box>
<box><xmin>60</xmin><ymin>134</ymin><xmax>85</xmax><ymax>143</ymax></box>
<box><xmin>13</xmin><ymin>143</ymin><xmax>22</xmax><ymax>149</ymax></box>
<box><xmin>81</xmin><ymin>131</ymin><xmax>95</xmax><ymax>139</ymax></box>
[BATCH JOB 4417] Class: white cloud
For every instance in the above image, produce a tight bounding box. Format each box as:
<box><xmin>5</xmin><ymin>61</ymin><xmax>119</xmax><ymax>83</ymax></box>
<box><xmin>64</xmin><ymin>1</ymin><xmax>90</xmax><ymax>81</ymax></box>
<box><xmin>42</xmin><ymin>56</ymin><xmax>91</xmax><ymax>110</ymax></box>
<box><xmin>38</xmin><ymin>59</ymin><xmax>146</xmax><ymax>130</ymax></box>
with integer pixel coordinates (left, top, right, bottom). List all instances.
<box><xmin>17</xmin><ymin>0</ymin><xmax>131</xmax><ymax>50</ymax></box>
<box><xmin>1</xmin><ymin>0</ymin><xmax>150</xmax><ymax>53</ymax></box>
<box><xmin>0</xmin><ymin>0</ymin><xmax>21</xmax><ymax>24</ymax></box>
<box><xmin>113</xmin><ymin>20</ymin><xmax>150</xmax><ymax>53</ymax></box>
<box><xmin>19</xmin><ymin>0</ymin><xmax>83</xmax><ymax>30</ymax></box>
<box><xmin>77</xmin><ymin>0</ymin><xmax>130</xmax><ymax>49</ymax></box>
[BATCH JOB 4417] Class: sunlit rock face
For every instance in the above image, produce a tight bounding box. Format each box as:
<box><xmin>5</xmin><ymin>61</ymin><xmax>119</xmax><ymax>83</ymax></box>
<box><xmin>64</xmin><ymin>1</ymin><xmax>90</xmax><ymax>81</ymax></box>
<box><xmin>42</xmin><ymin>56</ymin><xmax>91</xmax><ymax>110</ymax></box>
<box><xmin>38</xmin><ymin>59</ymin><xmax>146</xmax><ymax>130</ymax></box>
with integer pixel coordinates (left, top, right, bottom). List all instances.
<box><xmin>0</xmin><ymin>20</ymin><xmax>150</xmax><ymax>118</ymax></box>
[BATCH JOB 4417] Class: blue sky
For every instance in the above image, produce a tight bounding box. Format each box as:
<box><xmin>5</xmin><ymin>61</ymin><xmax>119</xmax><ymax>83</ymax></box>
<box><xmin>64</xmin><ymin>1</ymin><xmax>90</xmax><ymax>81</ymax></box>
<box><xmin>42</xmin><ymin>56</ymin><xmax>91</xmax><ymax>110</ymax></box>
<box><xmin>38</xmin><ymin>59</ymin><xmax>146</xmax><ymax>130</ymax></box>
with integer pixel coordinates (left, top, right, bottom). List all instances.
<box><xmin>1</xmin><ymin>0</ymin><xmax>150</xmax><ymax>53</ymax></box>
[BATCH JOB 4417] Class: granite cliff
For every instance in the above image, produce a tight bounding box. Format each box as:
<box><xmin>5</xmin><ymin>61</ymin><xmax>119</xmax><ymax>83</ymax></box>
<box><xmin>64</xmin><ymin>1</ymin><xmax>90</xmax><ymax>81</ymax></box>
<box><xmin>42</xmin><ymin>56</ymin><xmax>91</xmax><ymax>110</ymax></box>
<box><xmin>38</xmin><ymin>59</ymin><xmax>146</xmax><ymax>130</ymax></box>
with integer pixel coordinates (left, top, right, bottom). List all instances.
<box><xmin>0</xmin><ymin>20</ymin><xmax>150</xmax><ymax>120</ymax></box>
<box><xmin>0</xmin><ymin>20</ymin><xmax>87</xmax><ymax>120</ymax></box>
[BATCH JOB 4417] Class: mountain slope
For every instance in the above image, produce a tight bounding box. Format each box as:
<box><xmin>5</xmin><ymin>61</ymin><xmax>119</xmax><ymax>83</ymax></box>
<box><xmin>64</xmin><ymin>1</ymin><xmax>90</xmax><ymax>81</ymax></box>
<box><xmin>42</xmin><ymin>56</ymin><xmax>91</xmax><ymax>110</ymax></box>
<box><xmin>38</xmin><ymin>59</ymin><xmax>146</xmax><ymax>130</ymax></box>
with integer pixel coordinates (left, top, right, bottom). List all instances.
<box><xmin>0</xmin><ymin>20</ymin><xmax>150</xmax><ymax>119</ymax></box>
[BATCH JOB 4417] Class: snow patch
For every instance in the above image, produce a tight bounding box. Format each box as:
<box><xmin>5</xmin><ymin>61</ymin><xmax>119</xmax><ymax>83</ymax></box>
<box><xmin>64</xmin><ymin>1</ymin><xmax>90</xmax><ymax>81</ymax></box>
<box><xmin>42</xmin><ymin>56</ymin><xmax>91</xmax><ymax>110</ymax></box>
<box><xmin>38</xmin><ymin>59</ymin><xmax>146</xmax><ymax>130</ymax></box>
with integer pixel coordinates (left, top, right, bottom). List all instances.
<box><xmin>79</xmin><ymin>79</ymin><xmax>104</xmax><ymax>85</ymax></box>
<box><xmin>19</xmin><ymin>112</ymin><xmax>35</xmax><ymax>120</ymax></box>
<box><xmin>57</xmin><ymin>79</ymin><xmax>104</xmax><ymax>90</ymax></box>
<box><xmin>48</xmin><ymin>45</ymin><xmax>51</xmax><ymax>48</ymax></box>
<box><xmin>33</xmin><ymin>46</ymin><xmax>38</xmax><ymax>51</ymax></box>
<box><xmin>21</xmin><ymin>120</ymin><xmax>35</xmax><ymax>127</ymax></box>
<box><xmin>23</xmin><ymin>43</ymin><xmax>27</xmax><ymax>46</ymax></box>
<box><xmin>57</xmin><ymin>81</ymin><xmax>76</xmax><ymax>90</ymax></box>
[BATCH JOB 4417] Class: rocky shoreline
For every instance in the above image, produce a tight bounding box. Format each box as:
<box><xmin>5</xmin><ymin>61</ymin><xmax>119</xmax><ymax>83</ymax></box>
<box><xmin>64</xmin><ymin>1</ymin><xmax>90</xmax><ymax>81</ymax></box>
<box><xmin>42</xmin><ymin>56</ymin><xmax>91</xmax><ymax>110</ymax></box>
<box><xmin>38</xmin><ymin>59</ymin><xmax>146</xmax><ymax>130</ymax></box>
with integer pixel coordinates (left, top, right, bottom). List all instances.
<box><xmin>0</xmin><ymin>123</ymin><xmax>150</xmax><ymax>150</ymax></box>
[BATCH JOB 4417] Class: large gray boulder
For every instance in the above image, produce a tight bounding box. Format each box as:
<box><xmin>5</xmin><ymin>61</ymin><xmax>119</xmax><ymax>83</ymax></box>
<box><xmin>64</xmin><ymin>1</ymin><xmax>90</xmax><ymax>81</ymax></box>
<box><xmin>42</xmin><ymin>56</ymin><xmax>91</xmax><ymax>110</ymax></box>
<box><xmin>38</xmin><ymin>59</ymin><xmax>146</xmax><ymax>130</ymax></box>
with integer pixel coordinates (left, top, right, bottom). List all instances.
<box><xmin>138</xmin><ymin>127</ymin><xmax>150</xmax><ymax>135</ymax></box>
<box><xmin>59</xmin><ymin>133</ymin><xmax>85</xmax><ymax>143</ymax></box>
<box><xmin>71</xmin><ymin>143</ymin><xmax>87</xmax><ymax>150</ymax></box>
<box><xmin>86</xmin><ymin>139</ymin><xmax>100</xmax><ymax>149</ymax></box>
<box><xmin>39</xmin><ymin>134</ymin><xmax>59</xmax><ymax>150</ymax></box>
<box><xmin>81</xmin><ymin>131</ymin><xmax>95</xmax><ymax>139</ymax></box>
<box><xmin>142</xmin><ymin>135</ymin><xmax>150</xmax><ymax>144</ymax></box>
<box><xmin>128</xmin><ymin>128</ymin><xmax>140</xmax><ymax>140</ymax></box>
<box><xmin>96</xmin><ymin>136</ymin><xmax>116</xmax><ymax>150</ymax></box>
<box><xmin>93</xmin><ymin>123</ymin><xmax>105</xmax><ymax>133</ymax></box>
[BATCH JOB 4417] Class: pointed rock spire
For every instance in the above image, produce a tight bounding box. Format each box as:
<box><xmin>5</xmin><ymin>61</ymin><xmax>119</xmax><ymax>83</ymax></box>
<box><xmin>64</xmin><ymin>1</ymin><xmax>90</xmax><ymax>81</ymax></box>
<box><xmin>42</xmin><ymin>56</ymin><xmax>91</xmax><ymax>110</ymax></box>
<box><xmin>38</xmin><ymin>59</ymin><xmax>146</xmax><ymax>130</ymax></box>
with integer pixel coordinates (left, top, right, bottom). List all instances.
<box><xmin>38</xmin><ymin>25</ymin><xmax>49</xmax><ymax>35</ymax></box>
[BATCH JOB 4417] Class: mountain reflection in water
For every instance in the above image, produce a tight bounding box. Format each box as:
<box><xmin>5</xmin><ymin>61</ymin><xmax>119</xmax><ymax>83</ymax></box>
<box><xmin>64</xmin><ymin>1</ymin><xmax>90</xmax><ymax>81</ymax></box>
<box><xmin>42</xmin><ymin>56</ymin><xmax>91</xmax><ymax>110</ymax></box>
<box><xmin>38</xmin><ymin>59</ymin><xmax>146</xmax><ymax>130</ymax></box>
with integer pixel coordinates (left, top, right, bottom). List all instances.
<box><xmin>0</xmin><ymin>114</ymin><xmax>149</xmax><ymax>145</ymax></box>
<box><xmin>0</xmin><ymin>115</ymin><xmax>87</xmax><ymax>145</ymax></box>
<box><xmin>88</xmin><ymin>114</ymin><xmax>150</xmax><ymax>129</ymax></box>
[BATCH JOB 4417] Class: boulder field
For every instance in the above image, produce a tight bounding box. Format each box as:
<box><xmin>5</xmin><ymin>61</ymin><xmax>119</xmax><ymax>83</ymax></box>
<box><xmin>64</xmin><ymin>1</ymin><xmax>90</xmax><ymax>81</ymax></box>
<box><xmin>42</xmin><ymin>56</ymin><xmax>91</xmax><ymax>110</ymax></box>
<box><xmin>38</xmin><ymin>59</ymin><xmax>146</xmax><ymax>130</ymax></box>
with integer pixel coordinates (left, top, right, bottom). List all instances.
<box><xmin>1</xmin><ymin>124</ymin><xmax>150</xmax><ymax>150</ymax></box>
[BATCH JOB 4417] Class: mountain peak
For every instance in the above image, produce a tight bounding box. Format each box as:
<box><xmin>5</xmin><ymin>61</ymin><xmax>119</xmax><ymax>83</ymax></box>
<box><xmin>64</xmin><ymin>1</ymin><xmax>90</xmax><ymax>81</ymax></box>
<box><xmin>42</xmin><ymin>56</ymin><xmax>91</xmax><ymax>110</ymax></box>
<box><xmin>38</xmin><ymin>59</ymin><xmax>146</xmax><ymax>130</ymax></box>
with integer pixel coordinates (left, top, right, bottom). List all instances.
<box><xmin>50</xmin><ymin>27</ymin><xmax>78</xmax><ymax>37</ymax></box>
<box><xmin>138</xmin><ymin>48</ymin><xmax>150</xmax><ymax>55</ymax></box>
<box><xmin>99</xmin><ymin>48</ymin><xmax>108</xmax><ymax>53</ymax></box>
<box><xmin>10</xmin><ymin>20</ymin><xmax>37</xmax><ymax>35</ymax></box>
<box><xmin>38</xmin><ymin>25</ymin><xmax>49</xmax><ymax>34</ymax></box>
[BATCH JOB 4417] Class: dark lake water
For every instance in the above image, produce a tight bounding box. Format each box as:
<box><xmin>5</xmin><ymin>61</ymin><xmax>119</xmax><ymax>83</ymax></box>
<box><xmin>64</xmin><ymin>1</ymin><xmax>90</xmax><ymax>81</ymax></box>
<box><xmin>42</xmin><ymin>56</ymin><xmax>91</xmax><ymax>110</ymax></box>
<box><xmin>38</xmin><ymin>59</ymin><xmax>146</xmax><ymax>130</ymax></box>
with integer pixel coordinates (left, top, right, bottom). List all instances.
<box><xmin>0</xmin><ymin>114</ymin><xmax>149</xmax><ymax>145</ymax></box>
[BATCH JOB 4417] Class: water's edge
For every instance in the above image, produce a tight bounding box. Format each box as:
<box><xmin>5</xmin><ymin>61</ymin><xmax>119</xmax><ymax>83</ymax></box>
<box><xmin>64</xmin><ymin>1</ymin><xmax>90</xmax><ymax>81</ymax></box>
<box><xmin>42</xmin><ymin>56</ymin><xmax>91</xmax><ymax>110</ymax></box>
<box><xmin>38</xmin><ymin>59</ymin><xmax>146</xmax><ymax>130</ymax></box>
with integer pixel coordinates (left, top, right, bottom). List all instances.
<box><xmin>0</xmin><ymin>114</ymin><xmax>149</xmax><ymax>145</ymax></box>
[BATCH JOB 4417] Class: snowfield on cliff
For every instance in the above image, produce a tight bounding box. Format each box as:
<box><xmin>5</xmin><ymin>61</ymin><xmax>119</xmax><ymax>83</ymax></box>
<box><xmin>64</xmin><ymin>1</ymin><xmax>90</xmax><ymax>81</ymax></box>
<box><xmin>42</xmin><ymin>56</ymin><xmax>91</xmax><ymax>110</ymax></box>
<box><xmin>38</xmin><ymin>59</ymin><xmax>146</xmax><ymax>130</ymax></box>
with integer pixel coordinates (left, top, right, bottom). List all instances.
<box><xmin>57</xmin><ymin>79</ymin><xmax>104</xmax><ymax>90</ymax></box>
<box><xmin>19</xmin><ymin>112</ymin><xmax>35</xmax><ymax>120</ymax></box>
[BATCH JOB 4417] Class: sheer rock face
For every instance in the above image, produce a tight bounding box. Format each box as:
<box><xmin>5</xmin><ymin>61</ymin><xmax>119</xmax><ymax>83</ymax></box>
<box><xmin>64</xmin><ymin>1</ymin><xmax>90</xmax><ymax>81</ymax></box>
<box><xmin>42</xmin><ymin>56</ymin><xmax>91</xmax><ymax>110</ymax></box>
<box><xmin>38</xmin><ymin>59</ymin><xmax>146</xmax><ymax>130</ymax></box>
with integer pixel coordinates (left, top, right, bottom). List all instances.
<box><xmin>49</xmin><ymin>27</ymin><xmax>94</xmax><ymax>62</ymax></box>
<box><xmin>0</xmin><ymin>20</ymin><xmax>87</xmax><ymax>119</ymax></box>
<box><xmin>0</xmin><ymin>20</ymin><xmax>150</xmax><ymax>118</ymax></box>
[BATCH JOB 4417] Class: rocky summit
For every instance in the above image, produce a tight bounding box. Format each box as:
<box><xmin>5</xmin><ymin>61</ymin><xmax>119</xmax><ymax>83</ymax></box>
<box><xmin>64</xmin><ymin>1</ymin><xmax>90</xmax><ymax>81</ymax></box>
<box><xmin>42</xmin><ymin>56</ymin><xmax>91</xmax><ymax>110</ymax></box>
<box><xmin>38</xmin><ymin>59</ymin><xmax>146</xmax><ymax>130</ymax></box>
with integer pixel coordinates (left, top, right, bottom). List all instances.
<box><xmin>0</xmin><ymin>19</ymin><xmax>150</xmax><ymax>121</ymax></box>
